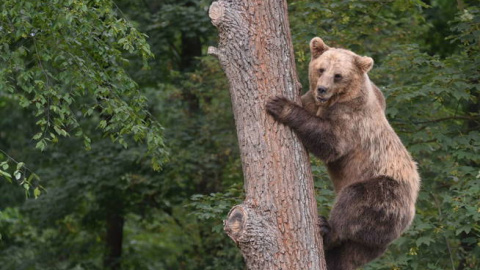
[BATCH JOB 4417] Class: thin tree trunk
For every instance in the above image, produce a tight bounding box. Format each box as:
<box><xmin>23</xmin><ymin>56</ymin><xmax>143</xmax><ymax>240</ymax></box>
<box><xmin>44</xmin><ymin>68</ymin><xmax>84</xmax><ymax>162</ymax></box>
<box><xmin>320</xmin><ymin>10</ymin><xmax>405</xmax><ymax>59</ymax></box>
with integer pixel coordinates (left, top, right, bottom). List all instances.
<box><xmin>104</xmin><ymin>212</ymin><xmax>124</xmax><ymax>270</ymax></box>
<box><xmin>208</xmin><ymin>1</ymin><xmax>326</xmax><ymax>269</ymax></box>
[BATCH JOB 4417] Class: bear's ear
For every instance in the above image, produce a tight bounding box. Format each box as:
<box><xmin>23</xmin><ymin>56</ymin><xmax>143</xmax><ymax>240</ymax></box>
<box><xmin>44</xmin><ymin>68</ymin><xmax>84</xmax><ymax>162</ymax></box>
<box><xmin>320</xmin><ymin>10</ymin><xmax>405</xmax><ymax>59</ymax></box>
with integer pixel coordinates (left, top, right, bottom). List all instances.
<box><xmin>355</xmin><ymin>56</ymin><xmax>374</xmax><ymax>73</ymax></box>
<box><xmin>310</xmin><ymin>37</ymin><xmax>329</xmax><ymax>59</ymax></box>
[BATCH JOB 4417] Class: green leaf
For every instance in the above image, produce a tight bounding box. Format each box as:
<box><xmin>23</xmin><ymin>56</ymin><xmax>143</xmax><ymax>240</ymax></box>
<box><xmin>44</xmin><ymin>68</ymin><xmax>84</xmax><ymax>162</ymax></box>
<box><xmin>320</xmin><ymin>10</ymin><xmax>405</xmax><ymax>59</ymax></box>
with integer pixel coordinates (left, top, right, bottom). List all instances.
<box><xmin>0</xmin><ymin>170</ymin><xmax>12</xmax><ymax>179</ymax></box>
<box><xmin>33</xmin><ymin>187</ymin><xmax>41</xmax><ymax>198</ymax></box>
<box><xmin>16</xmin><ymin>162</ymin><xmax>25</xmax><ymax>170</ymax></box>
<box><xmin>1</xmin><ymin>162</ymin><xmax>8</xmax><ymax>170</ymax></box>
<box><xmin>35</xmin><ymin>140</ymin><xmax>46</xmax><ymax>151</ymax></box>
<box><xmin>416</xmin><ymin>236</ymin><xmax>434</xmax><ymax>247</ymax></box>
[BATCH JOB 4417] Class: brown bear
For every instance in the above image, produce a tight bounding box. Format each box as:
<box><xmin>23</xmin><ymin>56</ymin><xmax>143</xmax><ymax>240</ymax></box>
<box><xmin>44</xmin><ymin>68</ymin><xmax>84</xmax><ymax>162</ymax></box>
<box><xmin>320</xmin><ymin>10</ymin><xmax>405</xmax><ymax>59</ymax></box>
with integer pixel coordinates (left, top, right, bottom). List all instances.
<box><xmin>266</xmin><ymin>37</ymin><xmax>420</xmax><ymax>270</ymax></box>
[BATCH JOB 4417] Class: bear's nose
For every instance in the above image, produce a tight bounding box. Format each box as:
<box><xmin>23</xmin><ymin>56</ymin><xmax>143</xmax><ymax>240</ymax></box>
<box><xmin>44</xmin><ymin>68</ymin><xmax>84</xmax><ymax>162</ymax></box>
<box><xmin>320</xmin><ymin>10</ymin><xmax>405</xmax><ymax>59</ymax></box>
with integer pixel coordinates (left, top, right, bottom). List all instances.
<box><xmin>317</xmin><ymin>86</ymin><xmax>328</xmax><ymax>94</ymax></box>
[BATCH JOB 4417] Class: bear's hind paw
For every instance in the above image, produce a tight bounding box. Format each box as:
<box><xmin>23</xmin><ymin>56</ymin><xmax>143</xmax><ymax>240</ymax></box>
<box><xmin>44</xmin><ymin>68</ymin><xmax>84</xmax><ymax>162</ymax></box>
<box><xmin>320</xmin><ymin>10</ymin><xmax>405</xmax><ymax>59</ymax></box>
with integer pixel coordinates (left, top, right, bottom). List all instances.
<box><xmin>318</xmin><ymin>215</ymin><xmax>331</xmax><ymax>236</ymax></box>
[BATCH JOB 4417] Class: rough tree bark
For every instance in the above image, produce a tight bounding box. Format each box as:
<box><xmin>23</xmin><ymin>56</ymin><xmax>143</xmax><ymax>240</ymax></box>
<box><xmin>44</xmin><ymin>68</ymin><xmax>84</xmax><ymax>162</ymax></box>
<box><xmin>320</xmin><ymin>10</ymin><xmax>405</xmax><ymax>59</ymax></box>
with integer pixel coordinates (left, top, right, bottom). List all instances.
<box><xmin>208</xmin><ymin>1</ymin><xmax>326</xmax><ymax>269</ymax></box>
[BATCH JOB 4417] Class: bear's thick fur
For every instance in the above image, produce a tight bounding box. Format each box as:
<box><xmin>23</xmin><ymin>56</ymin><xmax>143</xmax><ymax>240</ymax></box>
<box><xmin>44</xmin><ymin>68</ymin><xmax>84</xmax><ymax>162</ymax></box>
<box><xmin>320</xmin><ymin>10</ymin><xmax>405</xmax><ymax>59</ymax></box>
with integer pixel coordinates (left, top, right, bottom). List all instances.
<box><xmin>266</xmin><ymin>37</ymin><xmax>420</xmax><ymax>270</ymax></box>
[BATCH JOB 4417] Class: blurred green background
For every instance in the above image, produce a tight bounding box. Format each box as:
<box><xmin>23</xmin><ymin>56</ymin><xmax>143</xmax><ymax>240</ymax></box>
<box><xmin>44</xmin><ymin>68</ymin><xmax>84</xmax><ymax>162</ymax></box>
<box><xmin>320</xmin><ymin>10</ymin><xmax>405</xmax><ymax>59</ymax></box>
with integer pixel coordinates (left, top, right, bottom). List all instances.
<box><xmin>0</xmin><ymin>0</ymin><xmax>478</xmax><ymax>269</ymax></box>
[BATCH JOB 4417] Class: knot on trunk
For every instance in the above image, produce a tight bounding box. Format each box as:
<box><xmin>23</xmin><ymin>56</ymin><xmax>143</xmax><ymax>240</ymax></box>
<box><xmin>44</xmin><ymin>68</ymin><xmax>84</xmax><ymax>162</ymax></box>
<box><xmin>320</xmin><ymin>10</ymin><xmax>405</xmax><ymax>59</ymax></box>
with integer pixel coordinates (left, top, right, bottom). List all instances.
<box><xmin>208</xmin><ymin>0</ymin><xmax>249</xmax><ymax>65</ymax></box>
<box><xmin>224</xmin><ymin>205</ymin><xmax>246</xmax><ymax>242</ymax></box>
<box><xmin>224</xmin><ymin>205</ymin><xmax>278</xmax><ymax>248</ymax></box>
<box><xmin>224</xmin><ymin>204</ymin><xmax>280</xmax><ymax>268</ymax></box>
<box><xmin>209</xmin><ymin>1</ymin><xmax>225</xmax><ymax>27</ymax></box>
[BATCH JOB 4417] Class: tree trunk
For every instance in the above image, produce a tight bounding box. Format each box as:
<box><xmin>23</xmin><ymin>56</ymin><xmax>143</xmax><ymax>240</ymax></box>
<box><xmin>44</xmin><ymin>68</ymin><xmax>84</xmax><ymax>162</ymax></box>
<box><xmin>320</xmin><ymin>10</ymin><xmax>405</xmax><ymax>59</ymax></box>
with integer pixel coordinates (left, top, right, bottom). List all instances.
<box><xmin>208</xmin><ymin>1</ymin><xmax>326</xmax><ymax>269</ymax></box>
<box><xmin>104</xmin><ymin>212</ymin><xmax>124</xmax><ymax>270</ymax></box>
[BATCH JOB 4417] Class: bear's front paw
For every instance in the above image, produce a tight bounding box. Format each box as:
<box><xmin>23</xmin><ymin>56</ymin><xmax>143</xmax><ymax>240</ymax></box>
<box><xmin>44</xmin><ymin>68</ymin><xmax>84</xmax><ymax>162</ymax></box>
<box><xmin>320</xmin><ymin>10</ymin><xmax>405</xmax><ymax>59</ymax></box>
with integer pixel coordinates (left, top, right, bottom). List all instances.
<box><xmin>266</xmin><ymin>96</ymin><xmax>293</xmax><ymax>121</ymax></box>
<box><xmin>318</xmin><ymin>215</ymin><xmax>331</xmax><ymax>237</ymax></box>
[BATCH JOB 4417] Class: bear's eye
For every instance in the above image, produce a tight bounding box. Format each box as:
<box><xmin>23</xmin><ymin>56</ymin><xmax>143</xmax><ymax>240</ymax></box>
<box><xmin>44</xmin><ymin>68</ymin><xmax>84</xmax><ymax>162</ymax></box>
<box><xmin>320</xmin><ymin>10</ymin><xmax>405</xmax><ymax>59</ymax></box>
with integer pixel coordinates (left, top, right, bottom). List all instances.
<box><xmin>319</xmin><ymin>68</ymin><xmax>325</xmax><ymax>74</ymax></box>
<box><xmin>334</xmin><ymin>74</ymin><xmax>342</xmax><ymax>82</ymax></box>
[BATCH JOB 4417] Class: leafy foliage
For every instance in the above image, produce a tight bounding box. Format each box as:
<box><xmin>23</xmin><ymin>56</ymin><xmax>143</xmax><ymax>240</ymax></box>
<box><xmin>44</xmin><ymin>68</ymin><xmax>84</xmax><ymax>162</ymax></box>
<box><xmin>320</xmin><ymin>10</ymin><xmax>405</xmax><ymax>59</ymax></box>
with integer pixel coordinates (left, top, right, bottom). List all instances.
<box><xmin>0</xmin><ymin>0</ymin><xmax>166</xmax><ymax>172</ymax></box>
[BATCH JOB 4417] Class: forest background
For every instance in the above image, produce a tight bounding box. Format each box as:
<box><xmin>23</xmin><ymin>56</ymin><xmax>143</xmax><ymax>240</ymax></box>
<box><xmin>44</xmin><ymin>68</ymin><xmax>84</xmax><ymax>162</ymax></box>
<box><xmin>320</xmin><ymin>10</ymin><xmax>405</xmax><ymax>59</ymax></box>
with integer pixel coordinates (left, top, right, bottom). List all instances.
<box><xmin>0</xmin><ymin>0</ymin><xmax>479</xmax><ymax>269</ymax></box>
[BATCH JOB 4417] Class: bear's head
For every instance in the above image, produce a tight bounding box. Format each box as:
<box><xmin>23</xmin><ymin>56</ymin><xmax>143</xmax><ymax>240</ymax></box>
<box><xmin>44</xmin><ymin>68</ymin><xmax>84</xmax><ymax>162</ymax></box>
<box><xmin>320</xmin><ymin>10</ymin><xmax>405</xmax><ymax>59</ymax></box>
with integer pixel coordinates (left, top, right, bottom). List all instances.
<box><xmin>308</xmin><ymin>37</ymin><xmax>373</xmax><ymax>106</ymax></box>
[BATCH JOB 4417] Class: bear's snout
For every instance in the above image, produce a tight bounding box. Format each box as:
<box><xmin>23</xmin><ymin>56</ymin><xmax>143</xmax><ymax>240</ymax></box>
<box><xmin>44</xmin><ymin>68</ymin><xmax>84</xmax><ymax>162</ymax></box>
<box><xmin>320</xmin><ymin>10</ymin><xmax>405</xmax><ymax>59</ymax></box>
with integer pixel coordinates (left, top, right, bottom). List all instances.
<box><xmin>317</xmin><ymin>86</ymin><xmax>328</xmax><ymax>94</ymax></box>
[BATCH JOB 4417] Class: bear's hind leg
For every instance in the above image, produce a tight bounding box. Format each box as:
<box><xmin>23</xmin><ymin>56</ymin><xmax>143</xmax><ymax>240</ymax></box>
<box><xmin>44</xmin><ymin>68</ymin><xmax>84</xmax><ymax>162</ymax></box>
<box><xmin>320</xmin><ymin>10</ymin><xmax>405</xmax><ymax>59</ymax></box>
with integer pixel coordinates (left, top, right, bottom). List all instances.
<box><xmin>325</xmin><ymin>241</ymin><xmax>386</xmax><ymax>270</ymax></box>
<box><xmin>328</xmin><ymin>176</ymin><xmax>411</xmax><ymax>248</ymax></box>
<box><xmin>323</xmin><ymin>176</ymin><xmax>412</xmax><ymax>269</ymax></box>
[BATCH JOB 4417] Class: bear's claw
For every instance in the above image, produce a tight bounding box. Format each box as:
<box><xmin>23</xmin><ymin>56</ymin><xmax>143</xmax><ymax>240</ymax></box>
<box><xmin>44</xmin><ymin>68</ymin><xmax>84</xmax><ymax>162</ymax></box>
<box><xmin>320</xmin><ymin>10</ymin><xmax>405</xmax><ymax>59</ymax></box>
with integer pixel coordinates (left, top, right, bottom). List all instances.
<box><xmin>266</xmin><ymin>96</ymin><xmax>290</xmax><ymax>120</ymax></box>
<box><xmin>318</xmin><ymin>215</ymin><xmax>331</xmax><ymax>236</ymax></box>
